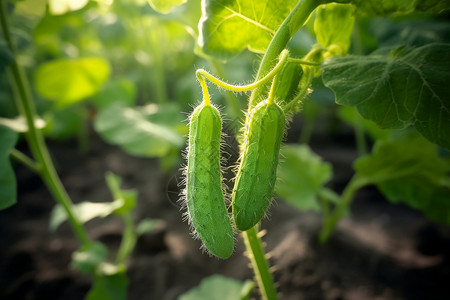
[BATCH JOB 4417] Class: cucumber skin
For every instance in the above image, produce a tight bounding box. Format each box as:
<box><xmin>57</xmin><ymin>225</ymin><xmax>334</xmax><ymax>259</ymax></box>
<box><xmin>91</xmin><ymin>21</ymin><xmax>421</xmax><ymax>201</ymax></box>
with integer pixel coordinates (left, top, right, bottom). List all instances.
<box><xmin>232</xmin><ymin>100</ymin><xmax>286</xmax><ymax>231</ymax></box>
<box><xmin>186</xmin><ymin>104</ymin><xmax>234</xmax><ymax>259</ymax></box>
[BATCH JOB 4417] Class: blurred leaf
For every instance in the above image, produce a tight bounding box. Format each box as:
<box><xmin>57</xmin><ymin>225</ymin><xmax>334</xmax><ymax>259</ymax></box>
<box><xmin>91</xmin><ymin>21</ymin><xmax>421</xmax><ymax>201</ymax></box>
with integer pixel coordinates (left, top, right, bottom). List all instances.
<box><xmin>179</xmin><ymin>275</ymin><xmax>254</xmax><ymax>300</ymax></box>
<box><xmin>276</xmin><ymin>145</ymin><xmax>333</xmax><ymax>211</ymax></box>
<box><xmin>49</xmin><ymin>0</ymin><xmax>89</xmax><ymax>15</ymax></box>
<box><xmin>34</xmin><ymin>57</ymin><xmax>110</xmax><ymax>106</ymax></box>
<box><xmin>199</xmin><ymin>0</ymin><xmax>297</xmax><ymax>60</ymax></box>
<box><xmin>86</xmin><ymin>266</ymin><xmax>128</xmax><ymax>300</ymax></box>
<box><xmin>0</xmin><ymin>125</ymin><xmax>18</xmax><ymax>210</ymax></box>
<box><xmin>72</xmin><ymin>242</ymin><xmax>108</xmax><ymax>274</ymax></box>
<box><xmin>136</xmin><ymin>218</ymin><xmax>159</xmax><ymax>236</ymax></box>
<box><xmin>94</xmin><ymin>104</ymin><xmax>186</xmax><ymax>158</ymax></box>
<box><xmin>42</xmin><ymin>107</ymin><xmax>84</xmax><ymax>140</ymax></box>
<box><xmin>314</xmin><ymin>3</ymin><xmax>354</xmax><ymax>56</ymax></box>
<box><xmin>49</xmin><ymin>200</ymin><xmax>124</xmax><ymax>231</ymax></box>
<box><xmin>147</xmin><ymin>0</ymin><xmax>187</xmax><ymax>14</ymax></box>
<box><xmin>0</xmin><ymin>116</ymin><xmax>46</xmax><ymax>133</ymax></box>
<box><xmin>0</xmin><ymin>39</ymin><xmax>13</xmax><ymax>72</ymax></box>
<box><xmin>355</xmin><ymin>131</ymin><xmax>450</xmax><ymax>224</ymax></box>
<box><xmin>322</xmin><ymin>43</ymin><xmax>450</xmax><ymax>151</ymax></box>
<box><xmin>350</xmin><ymin>0</ymin><xmax>450</xmax><ymax>16</ymax></box>
<box><xmin>338</xmin><ymin>106</ymin><xmax>391</xmax><ymax>141</ymax></box>
<box><xmin>105</xmin><ymin>172</ymin><xmax>137</xmax><ymax>216</ymax></box>
<box><xmin>92</xmin><ymin>78</ymin><xmax>136</xmax><ymax>110</ymax></box>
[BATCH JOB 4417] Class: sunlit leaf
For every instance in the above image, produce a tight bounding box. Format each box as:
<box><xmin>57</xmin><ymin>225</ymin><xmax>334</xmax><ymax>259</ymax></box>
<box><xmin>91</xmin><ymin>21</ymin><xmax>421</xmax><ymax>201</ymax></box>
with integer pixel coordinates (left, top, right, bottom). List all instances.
<box><xmin>355</xmin><ymin>131</ymin><xmax>450</xmax><ymax>224</ymax></box>
<box><xmin>94</xmin><ymin>104</ymin><xmax>186</xmax><ymax>158</ymax></box>
<box><xmin>314</xmin><ymin>3</ymin><xmax>354</xmax><ymax>56</ymax></box>
<box><xmin>199</xmin><ymin>0</ymin><xmax>297</xmax><ymax>60</ymax></box>
<box><xmin>0</xmin><ymin>125</ymin><xmax>18</xmax><ymax>210</ymax></box>
<box><xmin>0</xmin><ymin>116</ymin><xmax>46</xmax><ymax>133</ymax></box>
<box><xmin>322</xmin><ymin>43</ymin><xmax>450</xmax><ymax>150</ymax></box>
<box><xmin>72</xmin><ymin>242</ymin><xmax>108</xmax><ymax>274</ymax></box>
<box><xmin>49</xmin><ymin>0</ymin><xmax>89</xmax><ymax>15</ymax></box>
<box><xmin>179</xmin><ymin>275</ymin><xmax>254</xmax><ymax>300</ymax></box>
<box><xmin>276</xmin><ymin>145</ymin><xmax>332</xmax><ymax>211</ymax></box>
<box><xmin>147</xmin><ymin>0</ymin><xmax>187</xmax><ymax>14</ymax></box>
<box><xmin>34</xmin><ymin>57</ymin><xmax>110</xmax><ymax>106</ymax></box>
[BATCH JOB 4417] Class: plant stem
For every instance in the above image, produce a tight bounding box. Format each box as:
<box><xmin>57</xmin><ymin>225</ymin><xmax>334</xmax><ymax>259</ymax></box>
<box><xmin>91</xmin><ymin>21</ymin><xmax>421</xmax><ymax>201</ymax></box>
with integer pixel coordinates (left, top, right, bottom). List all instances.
<box><xmin>319</xmin><ymin>175</ymin><xmax>368</xmax><ymax>243</ymax></box>
<box><xmin>10</xmin><ymin>149</ymin><xmax>41</xmax><ymax>173</ymax></box>
<box><xmin>116</xmin><ymin>212</ymin><xmax>136</xmax><ymax>264</ymax></box>
<box><xmin>249</xmin><ymin>0</ymin><xmax>323</xmax><ymax>109</ymax></box>
<box><xmin>0</xmin><ymin>2</ymin><xmax>91</xmax><ymax>246</ymax></box>
<box><xmin>242</xmin><ymin>227</ymin><xmax>277</xmax><ymax>300</ymax></box>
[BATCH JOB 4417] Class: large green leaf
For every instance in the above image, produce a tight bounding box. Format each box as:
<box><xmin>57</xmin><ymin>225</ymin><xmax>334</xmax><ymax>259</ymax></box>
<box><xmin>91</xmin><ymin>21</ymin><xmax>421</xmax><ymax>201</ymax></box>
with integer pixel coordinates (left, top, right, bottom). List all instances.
<box><xmin>355</xmin><ymin>132</ymin><xmax>450</xmax><ymax>224</ymax></box>
<box><xmin>322</xmin><ymin>43</ymin><xmax>450</xmax><ymax>151</ymax></box>
<box><xmin>275</xmin><ymin>145</ymin><xmax>332</xmax><ymax>211</ymax></box>
<box><xmin>147</xmin><ymin>0</ymin><xmax>187</xmax><ymax>14</ymax></box>
<box><xmin>34</xmin><ymin>57</ymin><xmax>110</xmax><ymax>106</ymax></box>
<box><xmin>0</xmin><ymin>125</ymin><xmax>18</xmax><ymax>210</ymax></box>
<box><xmin>94</xmin><ymin>104</ymin><xmax>186</xmax><ymax>158</ymax></box>
<box><xmin>179</xmin><ymin>275</ymin><xmax>254</xmax><ymax>300</ymax></box>
<box><xmin>350</xmin><ymin>0</ymin><xmax>450</xmax><ymax>16</ymax></box>
<box><xmin>199</xmin><ymin>0</ymin><xmax>297</xmax><ymax>60</ymax></box>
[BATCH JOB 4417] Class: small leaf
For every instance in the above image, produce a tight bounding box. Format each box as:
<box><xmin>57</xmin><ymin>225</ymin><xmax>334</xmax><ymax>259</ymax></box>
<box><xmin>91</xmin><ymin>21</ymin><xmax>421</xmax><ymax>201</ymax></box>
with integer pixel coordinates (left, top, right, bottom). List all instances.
<box><xmin>136</xmin><ymin>218</ymin><xmax>159</xmax><ymax>236</ymax></box>
<box><xmin>322</xmin><ymin>43</ymin><xmax>450</xmax><ymax>151</ymax></box>
<box><xmin>314</xmin><ymin>3</ymin><xmax>355</xmax><ymax>56</ymax></box>
<box><xmin>0</xmin><ymin>125</ymin><xmax>18</xmax><ymax>210</ymax></box>
<box><xmin>0</xmin><ymin>116</ymin><xmax>46</xmax><ymax>133</ymax></box>
<box><xmin>71</xmin><ymin>242</ymin><xmax>108</xmax><ymax>274</ymax></box>
<box><xmin>94</xmin><ymin>104</ymin><xmax>186</xmax><ymax>158</ymax></box>
<box><xmin>179</xmin><ymin>275</ymin><xmax>254</xmax><ymax>300</ymax></box>
<box><xmin>275</xmin><ymin>145</ymin><xmax>333</xmax><ymax>211</ymax></box>
<box><xmin>34</xmin><ymin>57</ymin><xmax>110</xmax><ymax>106</ymax></box>
<box><xmin>49</xmin><ymin>201</ymin><xmax>123</xmax><ymax>231</ymax></box>
<box><xmin>147</xmin><ymin>0</ymin><xmax>187</xmax><ymax>14</ymax></box>
<box><xmin>85</xmin><ymin>266</ymin><xmax>128</xmax><ymax>300</ymax></box>
<box><xmin>199</xmin><ymin>0</ymin><xmax>297</xmax><ymax>60</ymax></box>
<box><xmin>105</xmin><ymin>172</ymin><xmax>137</xmax><ymax>216</ymax></box>
<box><xmin>355</xmin><ymin>131</ymin><xmax>450</xmax><ymax>224</ymax></box>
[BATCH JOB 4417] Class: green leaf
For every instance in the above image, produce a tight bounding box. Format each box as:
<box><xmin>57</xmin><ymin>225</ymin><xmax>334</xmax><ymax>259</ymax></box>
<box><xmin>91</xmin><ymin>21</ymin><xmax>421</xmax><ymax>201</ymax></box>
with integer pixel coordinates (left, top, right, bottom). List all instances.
<box><xmin>338</xmin><ymin>106</ymin><xmax>391</xmax><ymax>141</ymax></box>
<box><xmin>199</xmin><ymin>0</ymin><xmax>297</xmax><ymax>60</ymax></box>
<box><xmin>350</xmin><ymin>0</ymin><xmax>450</xmax><ymax>16</ymax></box>
<box><xmin>71</xmin><ymin>242</ymin><xmax>108</xmax><ymax>274</ymax></box>
<box><xmin>48</xmin><ymin>0</ymin><xmax>89</xmax><ymax>15</ymax></box>
<box><xmin>105</xmin><ymin>172</ymin><xmax>137</xmax><ymax>216</ymax></box>
<box><xmin>314</xmin><ymin>3</ymin><xmax>354</xmax><ymax>56</ymax></box>
<box><xmin>42</xmin><ymin>107</ymin><xmax>84</xmax><ymax>140</ymax></box>
<box><xmin>85</xmin><ymin>266</ymin><xmax>128</xmax><ymax>300</ymax></box>
<box><xmin>355</xmin><ymin>131</ymin><xmax>450</xmax><ymax>224</ymax></box>
<box><xmin>0</xmin><ymin>116</ymin><xmax>46</xmax><ymax>133</ymax></box>
<box><xmin>136</xmin><ymin>218</ymin><xmax>159</xmax><ymax>236</ymax></box>
<box><xmin>0</xmin><ymin>125</ymin><xmax>18</xmax><ymax>210</ymax></box>
<box><xmin>147</xmin><ymin>0</ymin><xmax>187</xmax><ymax>14</ymax></box>
<box><xmin>49</xmin><ymin>200</ymin><xmax>124</xmax><ymax>231</ymax></box>
<box><xmin>179</xmin><ymin>275</ymin><xmax>254</xmax><ymax>300</ymax></box>
<box><xmin>322</xmin><ymin>43</ymin><xmax>450</xmax><ymax>151</ymax></box>
<box><xmin>34</xmin><ymin>57</ymin><xmax>110</xmax><ymax>106</ymax></box>
<box><xmin>91</xmin><ymin>78</ymin><xmax>136</xmax><ymax>110</ymax></box>
<box><xmin>94</xmin><ymin>104</ymin><xmax>186</xmax><ymax>158</ymax></box>
<box><xmin>275</xmin><ymin>145</ymin><xmax>333</xmax><ymax>211</ymax></box>
<box><xmin>0</xmin><ymin>39</ymin><xmax>13</xmax><ymax>73</ymax></box>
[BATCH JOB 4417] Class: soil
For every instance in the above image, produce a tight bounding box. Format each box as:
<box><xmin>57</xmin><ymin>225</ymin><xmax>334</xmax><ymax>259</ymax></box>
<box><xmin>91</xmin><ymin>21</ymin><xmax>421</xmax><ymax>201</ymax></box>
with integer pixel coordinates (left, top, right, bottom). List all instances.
<box><xmin>1</xmin><ymin>123</ymin><xmax>450</xmax><ymax>300</ymax></box>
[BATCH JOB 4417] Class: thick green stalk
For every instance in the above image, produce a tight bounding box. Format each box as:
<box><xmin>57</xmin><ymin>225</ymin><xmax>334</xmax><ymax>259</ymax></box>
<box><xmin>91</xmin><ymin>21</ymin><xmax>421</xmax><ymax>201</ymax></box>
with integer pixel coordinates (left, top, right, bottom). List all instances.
<box><xmin>0</xmin><ymin>1</ymin><xmax>91</xmax><ymax>246</ymax></box>
<box><xmin>242</xmin><ymin>227</ymin><xmax>277</xmax><ymax>300</ymax></box>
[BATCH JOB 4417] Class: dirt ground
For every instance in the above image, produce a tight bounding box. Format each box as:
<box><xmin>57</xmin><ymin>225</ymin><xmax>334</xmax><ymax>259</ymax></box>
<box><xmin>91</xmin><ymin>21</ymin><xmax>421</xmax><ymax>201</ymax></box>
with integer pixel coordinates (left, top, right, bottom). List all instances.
<box><xmin>1</xmin><ymin>124</ymin><xmax>449</xmax><ymax>300</ymax></box>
